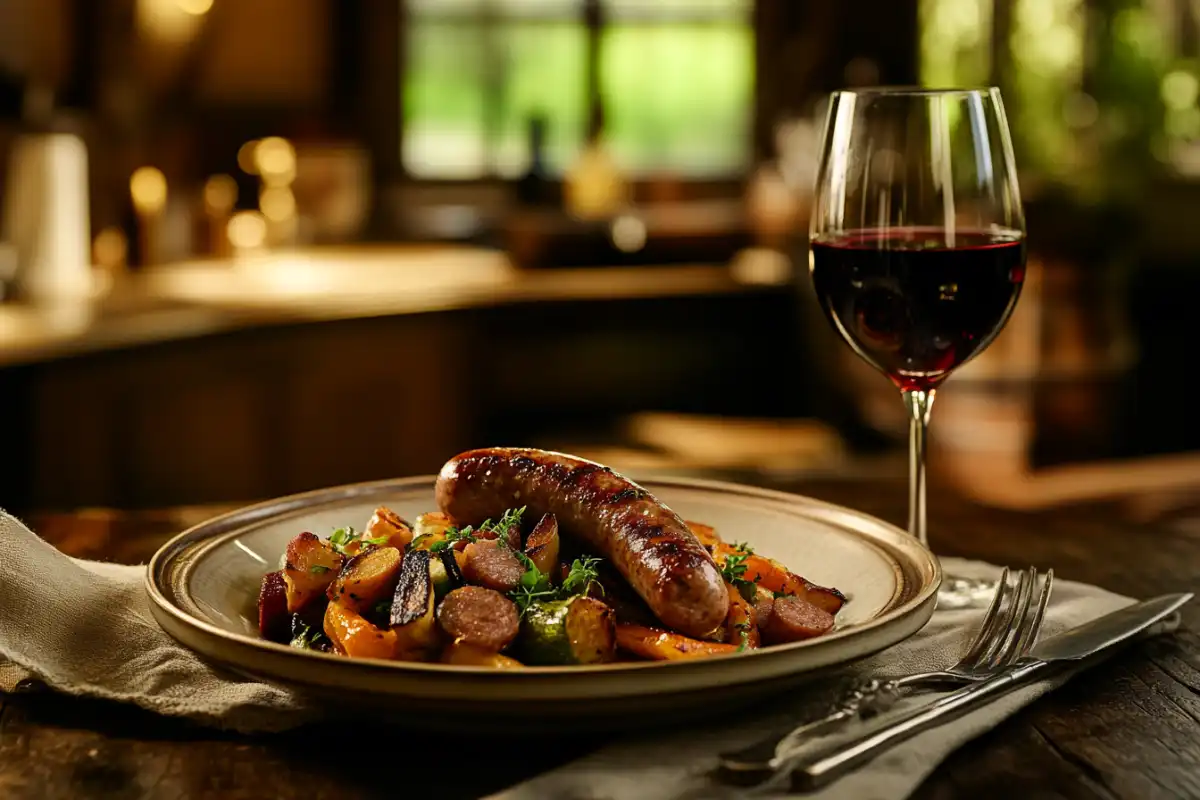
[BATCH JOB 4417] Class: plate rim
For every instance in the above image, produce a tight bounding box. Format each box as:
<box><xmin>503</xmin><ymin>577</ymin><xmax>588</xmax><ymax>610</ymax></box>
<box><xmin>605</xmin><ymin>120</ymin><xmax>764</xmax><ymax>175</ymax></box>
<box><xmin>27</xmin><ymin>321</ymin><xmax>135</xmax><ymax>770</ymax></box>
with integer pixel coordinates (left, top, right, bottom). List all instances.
<box><xmin>145</xmin><ymin>473</ymin><xmax>942</xmax><ymax>679</ymax></box>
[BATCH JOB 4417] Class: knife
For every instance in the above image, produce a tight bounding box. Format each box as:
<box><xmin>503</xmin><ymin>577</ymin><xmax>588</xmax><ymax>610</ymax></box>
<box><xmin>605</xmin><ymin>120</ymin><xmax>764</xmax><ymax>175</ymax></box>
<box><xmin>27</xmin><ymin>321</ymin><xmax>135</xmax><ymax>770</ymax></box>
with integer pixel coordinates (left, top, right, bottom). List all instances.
<box><xmin>720</xmin><ymin>592</ymin><xmax>1191</xmax><ymax>792</ymax></box>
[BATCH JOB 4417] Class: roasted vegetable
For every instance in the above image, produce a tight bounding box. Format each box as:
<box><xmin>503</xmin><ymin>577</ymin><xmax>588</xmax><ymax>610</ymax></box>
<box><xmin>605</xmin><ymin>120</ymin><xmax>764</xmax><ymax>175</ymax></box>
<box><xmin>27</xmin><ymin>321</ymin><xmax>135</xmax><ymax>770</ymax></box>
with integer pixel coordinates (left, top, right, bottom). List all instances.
<box><xmin>724</xmin><ymin>582</ymin><xmax>760</xmax><ymax>650</ymax></box>
<box><xmin>388</xmin><ymin>549</ymin><xmax>441</xmax><ymax>659</ymax></box>
<box><xmin>441</xmin><ymin>641</ymin><xmax>523</xmax><ymax>669</ymax></box>
<box><xmin>761</xmin><ymin>595</ymin><xmax>836</xmax><ymax>644</ymax></box>
<box><xmin>588</xmin><ymin>563</ymin><xmax>657</xmax><ymax>626</ymax></box>
<box><xmin>524</xmin><ymin>513</ymin><xmax>560</xmax><ymax>575</ymax></box>
<box><xmin>330</xmin><ymin>546</ymin><xmax>402</xmax><ymax>614</ymax></box>
<box><xmin>437</xmin><ymin>586</ymin><xmax>520</xmax><ymax>652</ymax></box>
<box><xmin>520</xmin><ymin>596</ymin><xmax>616</xmax><ymax>665</ymax></box>
<box><xmin>324</xmin><ymin>601</ymin><xmax>396</xmax><ymax>659</ymax></box>
<box><xmin>615</xmin><ymin>624</ymin><xmax>740</xmax><ymax>661</ymax></box>
<box><xmin>364</xmin><ymin>506</ymin><xmax>414</xmax><ymax>550</ymax></box>
<box><xmin>409</xmin><ymin>512</ymin><xmax>454</xmax><ymax>551</ymax></box>
<box><xmin>432</xmin><ymin>548</ymin><xmax>465</xmax><ymax>600</ymax></box>
<box><xmin>697</xmin><ymin>523</ymin><xmax>846</xmax><ymax>615</ymax></box>
<box><xmin>282</xmin><ymin>532</ymin><xmax>344</xmax><ymax>613</ymax></box>
<box><xmin>257</xmin><ymin>571</ymin><xmax>290</xmax><ymax>642</ymax></box>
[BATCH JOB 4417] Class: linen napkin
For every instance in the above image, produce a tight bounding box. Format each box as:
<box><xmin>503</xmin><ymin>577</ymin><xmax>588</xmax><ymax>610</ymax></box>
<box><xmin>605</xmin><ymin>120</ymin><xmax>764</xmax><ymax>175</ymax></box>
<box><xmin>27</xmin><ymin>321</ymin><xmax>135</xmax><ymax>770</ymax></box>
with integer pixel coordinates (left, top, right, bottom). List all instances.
<box><xmin>0</xmin><ymin>510</ymin><xmax>318</xmax><ymax>733</ymax></box>
<box><xmin>0</xmin><ymin>507</ymin><xmax>1140</xmax><ymax>797</ymax></box>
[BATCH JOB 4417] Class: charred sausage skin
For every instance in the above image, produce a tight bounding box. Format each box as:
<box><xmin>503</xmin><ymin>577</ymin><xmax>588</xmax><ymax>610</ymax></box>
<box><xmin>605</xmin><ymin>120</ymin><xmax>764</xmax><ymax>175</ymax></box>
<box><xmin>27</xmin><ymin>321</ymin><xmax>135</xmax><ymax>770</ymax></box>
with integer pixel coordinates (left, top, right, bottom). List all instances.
<box><xmin>435</xmin><ymin>447</ymin><xmax>728</xmax><ymax>639</ymax></box>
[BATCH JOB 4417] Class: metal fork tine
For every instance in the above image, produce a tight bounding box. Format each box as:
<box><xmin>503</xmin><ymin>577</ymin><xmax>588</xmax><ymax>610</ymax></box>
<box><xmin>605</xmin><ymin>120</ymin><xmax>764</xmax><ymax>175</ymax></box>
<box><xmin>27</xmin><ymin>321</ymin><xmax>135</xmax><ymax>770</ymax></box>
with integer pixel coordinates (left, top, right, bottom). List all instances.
<box><xmin>960</xmin><ymin>568</ymin><xmax>1012</xmax><ymax>666</ymax></box>
<box><xmin>1012</xmin><ymin>569</ymin><xmax>1054</xmax><ymax>659</ymax></box>
<box><xmin>977</xmin><ymin>568</ymin><xmax>1030</xmax><ymax>667</ymax></box>
<box><xmin>988</xmin><ymin>567</ymin><xmax>1037</xmax><ymax>669</ymax></box>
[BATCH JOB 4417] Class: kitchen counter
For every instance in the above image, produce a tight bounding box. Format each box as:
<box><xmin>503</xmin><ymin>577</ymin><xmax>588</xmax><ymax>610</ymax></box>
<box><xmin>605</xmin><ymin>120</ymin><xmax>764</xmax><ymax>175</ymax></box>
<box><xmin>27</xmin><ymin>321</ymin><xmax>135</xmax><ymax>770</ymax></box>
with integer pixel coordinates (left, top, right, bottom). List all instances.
<box><xmin>0</xmin><ymin>246</ymin><xmax>787</xmax><ymax>369</ymax></box>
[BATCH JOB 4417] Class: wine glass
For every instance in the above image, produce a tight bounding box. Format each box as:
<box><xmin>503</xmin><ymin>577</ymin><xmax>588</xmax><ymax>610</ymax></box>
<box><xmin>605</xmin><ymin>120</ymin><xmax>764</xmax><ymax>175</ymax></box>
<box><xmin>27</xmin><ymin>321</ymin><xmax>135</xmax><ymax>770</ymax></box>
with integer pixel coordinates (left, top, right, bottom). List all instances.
<box><xmin>809</xmin><ymin>87</ymin><xmax>1026</xmax><ymax>608</ymax></box>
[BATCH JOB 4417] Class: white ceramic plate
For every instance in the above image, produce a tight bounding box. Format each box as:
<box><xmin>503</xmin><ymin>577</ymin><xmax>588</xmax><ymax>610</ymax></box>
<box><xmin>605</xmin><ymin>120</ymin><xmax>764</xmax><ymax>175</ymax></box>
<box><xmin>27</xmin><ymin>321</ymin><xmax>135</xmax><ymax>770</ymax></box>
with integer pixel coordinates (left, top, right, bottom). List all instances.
<box><xmin>146</xmin><ymin>475</ymin><xmax>940</xmax><ymax>731</ymax></box>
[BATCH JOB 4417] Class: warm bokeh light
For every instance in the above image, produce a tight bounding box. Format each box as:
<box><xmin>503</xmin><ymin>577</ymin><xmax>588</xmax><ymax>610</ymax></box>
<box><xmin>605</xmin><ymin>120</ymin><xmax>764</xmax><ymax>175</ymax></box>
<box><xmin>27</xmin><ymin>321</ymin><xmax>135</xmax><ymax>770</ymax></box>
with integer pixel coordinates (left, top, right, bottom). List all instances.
<box><xmin>237</xmin><ymin>140</ymin><xmax>261</xmax><ymax>175</ymax></box>
<box><xmin>610</xmin><ymin>215</ymin><xmax>646</xmax><ymax>253</ymax></box>
<box><xmin>175</xmin><ymin>0</ymin><xmax>213</xmax><ymax>15</ymax></box>
<box><xmin>137</xmin><ymin>0</ymin><xmax>206</xmax><ymax>43</ymax></box>
<box><xmin>259</xmin><ymin>187</ymin><xmax>297</xmax><ymax>222</ymax></box>
<box><xmin>93</xmin><ymin>228</ymin><xmax>129</xmax><ymax>270</ymax></box>
<box><xmin>204</xmin><ymin>174</ymin><xmax>238</xmax><ymax>216</ymax></box>
<box><xmin>130</xmin><ymin>167</ymin><xmax>168</xmax><ymax>215</ymax></box>
<box><xmin>255</xmin><ymin>137</ymin><xmax>297</xmax><ymax>186</ymax></box>
<box><xmin>227</xmin><ymin>212</ymin><xmax>268</xmax><ymax>251</ymax></box>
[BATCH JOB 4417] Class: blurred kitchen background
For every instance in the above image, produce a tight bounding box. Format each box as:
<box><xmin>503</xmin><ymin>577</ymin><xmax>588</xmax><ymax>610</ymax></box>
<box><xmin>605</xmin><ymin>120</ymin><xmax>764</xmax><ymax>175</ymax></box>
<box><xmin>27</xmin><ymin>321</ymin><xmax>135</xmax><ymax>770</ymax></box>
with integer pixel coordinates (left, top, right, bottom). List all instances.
<box><xmin>0</xmin><ymin>0</ymin><xmax>1196</xmax><ymax>515</ymax></box>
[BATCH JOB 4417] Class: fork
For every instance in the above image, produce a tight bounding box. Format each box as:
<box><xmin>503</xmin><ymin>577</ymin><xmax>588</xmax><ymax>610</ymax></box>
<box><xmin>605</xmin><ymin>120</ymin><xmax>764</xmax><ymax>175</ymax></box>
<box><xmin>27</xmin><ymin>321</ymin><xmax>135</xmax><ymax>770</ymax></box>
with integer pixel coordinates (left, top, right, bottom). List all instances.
<box><xmin>718</xmin><ymin>567</ymin><xmax>1054</xmax><ymax>780</ymax></box>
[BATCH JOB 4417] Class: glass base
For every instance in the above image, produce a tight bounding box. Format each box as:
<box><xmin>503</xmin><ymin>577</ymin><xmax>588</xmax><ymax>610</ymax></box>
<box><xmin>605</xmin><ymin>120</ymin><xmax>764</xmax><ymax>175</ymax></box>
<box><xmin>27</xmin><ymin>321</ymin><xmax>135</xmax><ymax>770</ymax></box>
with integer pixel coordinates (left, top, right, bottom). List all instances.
<box><xmin>935</xmin><ymin>575</ymin><xmax>1000</xmax><ymax>610</ymax></box>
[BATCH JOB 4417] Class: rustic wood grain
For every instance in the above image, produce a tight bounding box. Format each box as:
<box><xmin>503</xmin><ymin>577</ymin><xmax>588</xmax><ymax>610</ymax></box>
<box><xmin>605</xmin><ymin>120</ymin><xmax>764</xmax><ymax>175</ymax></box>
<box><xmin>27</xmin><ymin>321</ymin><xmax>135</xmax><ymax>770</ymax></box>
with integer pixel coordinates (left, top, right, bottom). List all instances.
<box><xmin>4</xmin><ymin>475</ymin><xmax>1198</xmax><ymax>800</ymax></box>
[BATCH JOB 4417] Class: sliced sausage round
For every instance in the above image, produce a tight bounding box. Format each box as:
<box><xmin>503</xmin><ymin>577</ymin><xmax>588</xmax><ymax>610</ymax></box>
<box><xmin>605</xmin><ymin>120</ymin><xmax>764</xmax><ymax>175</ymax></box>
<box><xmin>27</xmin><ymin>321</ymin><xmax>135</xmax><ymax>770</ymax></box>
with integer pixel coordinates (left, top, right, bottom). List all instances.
<box><xmin>762</xmin><ymin>596</ymin><xmax>835</xmax><ymax>645</ymax></box>
<box><xmin>437</xmin><ymin>586</ymin><xmax>520</xmax><ymax>652</ymax></box>
<box><xmin>754</xmin><ymin>596</ymin><xmax>775</xmax><ymax>632</ymax></box>
<box><xmin>462</xmin><ymin>540</ymin><xmax>525</xmax><ymax>593</ymax></box>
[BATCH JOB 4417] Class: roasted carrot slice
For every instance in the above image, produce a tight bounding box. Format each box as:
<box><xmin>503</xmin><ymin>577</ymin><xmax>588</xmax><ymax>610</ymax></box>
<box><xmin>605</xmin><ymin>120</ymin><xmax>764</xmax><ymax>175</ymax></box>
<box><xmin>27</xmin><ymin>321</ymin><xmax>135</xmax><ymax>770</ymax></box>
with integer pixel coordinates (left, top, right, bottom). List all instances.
<box><xmin>724</xmin><ymin>582</ymin><xmax>760</xmax><ymax>649</ymax></box>
<box><xmin>615</xmin><ymin>624</ymin><xmax>740</xmax><ymax>661</ymax></box>
<box><xmin>324</xmin><ymin>601</ymin><xmax>397</xmax><ymax>660</ymax></box>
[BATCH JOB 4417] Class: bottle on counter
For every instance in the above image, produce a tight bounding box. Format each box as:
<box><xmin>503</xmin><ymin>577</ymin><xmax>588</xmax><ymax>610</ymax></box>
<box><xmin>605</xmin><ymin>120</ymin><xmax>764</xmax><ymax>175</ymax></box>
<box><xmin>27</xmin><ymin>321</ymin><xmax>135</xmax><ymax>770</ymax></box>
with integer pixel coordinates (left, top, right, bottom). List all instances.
<box><xmin>515</xmin><ymin>113</ymin><xmax>553</xmax><ymax>208</ymax></box>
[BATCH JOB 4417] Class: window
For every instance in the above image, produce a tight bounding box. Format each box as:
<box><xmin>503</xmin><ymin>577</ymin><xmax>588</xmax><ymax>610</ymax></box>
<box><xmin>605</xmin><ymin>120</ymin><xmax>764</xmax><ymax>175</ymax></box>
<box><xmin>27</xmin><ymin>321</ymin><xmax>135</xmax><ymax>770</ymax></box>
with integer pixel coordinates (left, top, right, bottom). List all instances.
<box><xmin>403</xmin><ymin>0</ymin><xmax>753</xmax><ymax>179</ymax></box>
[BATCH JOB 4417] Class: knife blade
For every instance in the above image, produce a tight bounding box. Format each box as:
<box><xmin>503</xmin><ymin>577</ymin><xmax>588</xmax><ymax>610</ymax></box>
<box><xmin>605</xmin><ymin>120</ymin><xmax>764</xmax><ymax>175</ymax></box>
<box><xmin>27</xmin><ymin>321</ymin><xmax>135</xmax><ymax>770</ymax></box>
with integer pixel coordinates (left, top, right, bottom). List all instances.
<box><xmin>780</xmin><ymin>593</ymin><xmax>1192</xmax><ymax>792</ymax></box>
<box><xmin>718</xmin><ymin>592</ymin><xmax>1191</xmax><ymax>790</ymax></box>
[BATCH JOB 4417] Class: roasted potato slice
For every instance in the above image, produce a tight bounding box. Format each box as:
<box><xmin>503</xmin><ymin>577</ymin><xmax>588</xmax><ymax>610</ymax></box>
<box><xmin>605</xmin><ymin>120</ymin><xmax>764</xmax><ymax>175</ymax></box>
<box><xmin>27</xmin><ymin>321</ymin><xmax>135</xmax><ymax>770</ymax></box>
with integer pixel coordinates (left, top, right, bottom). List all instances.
<box><xmin>282</xmin><ymin>532</ymin><xmax>344</xmax><ymax>613</ymax></box>
<box><xmin>330</xmin><ymin>546</ymin><xmax>403</xmax><ymax>614</ymax></box>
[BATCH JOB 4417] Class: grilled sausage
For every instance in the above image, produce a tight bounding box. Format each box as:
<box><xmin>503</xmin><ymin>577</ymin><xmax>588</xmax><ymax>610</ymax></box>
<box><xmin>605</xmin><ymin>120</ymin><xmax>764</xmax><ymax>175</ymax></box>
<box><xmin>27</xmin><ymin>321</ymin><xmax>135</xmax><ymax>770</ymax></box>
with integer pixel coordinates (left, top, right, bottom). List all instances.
<box><xmin>436</xmin><ymin>586</ymin><xmax>520</xmax><ymax>652</ymax></box>
<box><xmin>435</xmin><ymin>447</ymin><xmax>727</xmax><ymax>638</ymax></box>
<box><xmin>462</xmin><ymin>540</ymin><xmax>525</xmax><ymax>593</ymax></box>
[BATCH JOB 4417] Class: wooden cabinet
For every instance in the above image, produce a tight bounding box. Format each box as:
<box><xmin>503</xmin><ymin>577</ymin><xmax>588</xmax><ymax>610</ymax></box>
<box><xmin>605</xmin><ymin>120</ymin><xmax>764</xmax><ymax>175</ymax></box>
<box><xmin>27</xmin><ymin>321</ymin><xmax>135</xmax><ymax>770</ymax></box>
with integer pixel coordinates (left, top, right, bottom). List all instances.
<box><xmin>0</xmin><ymin>288</ymin><xmax>804</xmax><ymax>511</ymax></box>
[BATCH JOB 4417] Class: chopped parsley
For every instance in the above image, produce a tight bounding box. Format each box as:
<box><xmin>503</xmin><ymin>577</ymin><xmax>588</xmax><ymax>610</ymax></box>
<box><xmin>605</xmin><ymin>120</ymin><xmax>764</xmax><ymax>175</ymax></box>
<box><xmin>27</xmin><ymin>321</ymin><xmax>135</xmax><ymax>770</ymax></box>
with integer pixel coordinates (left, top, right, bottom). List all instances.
<box><xmin>309</xmin><ymin>565</ymin><xmax>331</xmax><ymax>575</ymax></box>
<box><xmin>720</xmin><ymin>542</ymin><xmax>758</xmax><ymax>602</ymax></box>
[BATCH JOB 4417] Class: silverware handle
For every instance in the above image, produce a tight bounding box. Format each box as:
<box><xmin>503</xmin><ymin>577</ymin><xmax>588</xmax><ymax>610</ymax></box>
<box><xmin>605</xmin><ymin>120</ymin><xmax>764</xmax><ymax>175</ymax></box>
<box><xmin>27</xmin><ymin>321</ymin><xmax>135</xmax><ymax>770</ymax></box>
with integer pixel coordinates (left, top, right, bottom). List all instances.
<box><xmin>787</xmin><ymin>661</ymin><xmax>1048</xmax><ymax>791</ymax></box>
<box><xmin>719</xmin><ymin>679</ymin><xmax>906</xmax><ymax>777</ymax></box>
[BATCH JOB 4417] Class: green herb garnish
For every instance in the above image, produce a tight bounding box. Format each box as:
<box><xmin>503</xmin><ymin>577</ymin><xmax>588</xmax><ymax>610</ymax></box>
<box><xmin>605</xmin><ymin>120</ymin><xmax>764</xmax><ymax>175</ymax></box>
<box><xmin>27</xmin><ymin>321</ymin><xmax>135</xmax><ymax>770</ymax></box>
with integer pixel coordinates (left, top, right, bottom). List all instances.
<box><xmin>560</xmin><ymin>555</ymin><xmax>603</xmax><ymax>597</ymax></box>
<box><xmin>485</xmin><ymin>506</ymin><xmax>526</xmax><ymax>542</ymax></box>
<box><xmin>429</xmin><ymin>525</ymin><xmax>478</xmax><ymax>553</ymax></box>
<box><xmin>309</xmin><ymin>565</ymin><xmax>331</xmax><ymax>575</ymax></box>
<box><xmin>510</xmin><ymin>554</ymin><xmax>603</xmax><ymax>614</ymax></box>
<box><xmin>328</xmin><ymin>525</ymin><xmax>389</xmax><ymax>555</ymax></box>
<box><xmin>720</xmin><ymin>542</ymin><xmax>758</xmax><ymax>603</ymax></box>
<box><xmin>289</xmin><ymin>619</ymin><xmax>330</xmax><ymax>650</ymax></box>
<box><xmin>734</xmin><ymin>621</ymin><xmax>752</xmax><ymax>652</ymax></box>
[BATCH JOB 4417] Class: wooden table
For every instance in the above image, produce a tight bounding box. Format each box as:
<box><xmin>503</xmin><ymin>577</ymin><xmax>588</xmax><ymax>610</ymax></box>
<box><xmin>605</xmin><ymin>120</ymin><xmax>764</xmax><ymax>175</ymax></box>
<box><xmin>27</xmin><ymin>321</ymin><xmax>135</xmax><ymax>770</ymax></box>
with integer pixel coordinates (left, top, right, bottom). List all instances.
<box><xmin>3</xmin><ymin>475</ymin><xmax>1198</xmax><ymax>800</ymax></box>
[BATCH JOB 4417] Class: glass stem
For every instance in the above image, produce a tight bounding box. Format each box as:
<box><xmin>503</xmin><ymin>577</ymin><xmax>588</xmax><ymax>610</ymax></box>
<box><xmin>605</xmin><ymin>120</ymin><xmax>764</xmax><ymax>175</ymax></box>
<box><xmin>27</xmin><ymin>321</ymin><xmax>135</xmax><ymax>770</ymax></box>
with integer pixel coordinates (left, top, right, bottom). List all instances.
<box><xmin>902</xmin><ymin>388</ymin><xmax>936</xmax><ymax>547</ymax></box>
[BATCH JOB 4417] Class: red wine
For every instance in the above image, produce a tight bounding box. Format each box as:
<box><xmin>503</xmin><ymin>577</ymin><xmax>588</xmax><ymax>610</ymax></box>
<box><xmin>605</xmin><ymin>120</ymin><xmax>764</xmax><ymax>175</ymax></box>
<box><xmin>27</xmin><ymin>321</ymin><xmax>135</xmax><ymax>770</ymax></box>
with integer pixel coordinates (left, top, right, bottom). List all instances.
<box><xmin>810</xmin><ymin>228</ymin><xmax>1025</xmax><ymax>392</ymax></box>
